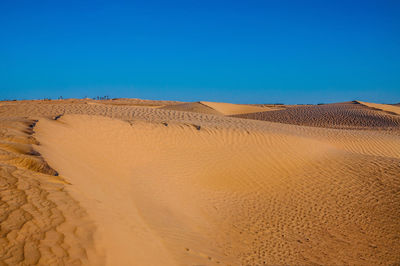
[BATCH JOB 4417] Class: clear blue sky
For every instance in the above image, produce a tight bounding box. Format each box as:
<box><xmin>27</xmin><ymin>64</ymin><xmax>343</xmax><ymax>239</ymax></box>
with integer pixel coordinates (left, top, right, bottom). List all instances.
<box><xmin>1</xmin><ymin>0</ymin><xmax>399</xmax><ymax>104</ymax></box>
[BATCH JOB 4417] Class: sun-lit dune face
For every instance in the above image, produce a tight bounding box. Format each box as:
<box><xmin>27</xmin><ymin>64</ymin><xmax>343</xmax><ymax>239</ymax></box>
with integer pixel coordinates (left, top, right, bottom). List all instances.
<box><xmin>160</xmin><ymin>101</ymin><xmax>277</xmax><ymax>116</ymax></box>
<box><xmin>0</xmin><ymin>99</ymin><xmax>400</xmax><ymax>265</ymax></box>
<box><xmin>199</xmin><ymin>101</ymin><xmax>275</xmax><ymax>115</ymax></box>
<box><xmin>235</xmin><ymin>101</ymin><xmax>400</xmax><ymax>130</ymax></box>
<box><xmin>160</xmin><ymin>102</ymin><xmax>223</xmax><ymax>115</ymax></box>
<box><xmin>34</xmin><ymin>112</ymin><xmax>400</xmax><ymax>265</ymax></box>
<box><xmin>357</xmin><ymin>101</ymin><xmax>400</xmax><ymax>115</ymax></box>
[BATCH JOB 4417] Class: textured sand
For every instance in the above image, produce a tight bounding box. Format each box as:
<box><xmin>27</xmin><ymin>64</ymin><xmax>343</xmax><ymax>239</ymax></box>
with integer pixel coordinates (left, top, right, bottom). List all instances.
<box><xmin>0</xmin><ymin>99</ymin><xmax>399</xmax><ymax>265</ymax></box>
<box><xmin>235</xmin><ymin>101</ymin><xmax>400</xmax><ymax>130</ymax></box>
<box><xmin>0</xmin><ymin>118</ymin><xmax>100</xmax><ymax>265</ymax></box>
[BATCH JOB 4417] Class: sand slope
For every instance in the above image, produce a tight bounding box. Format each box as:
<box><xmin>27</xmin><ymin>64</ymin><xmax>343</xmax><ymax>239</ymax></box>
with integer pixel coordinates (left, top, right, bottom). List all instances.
<box><xmin>235</xmin><ymin>101</ymin><xmax>400</xmax><ymax>129</ymax></box>
<box><xmin>160</xmin><ymin>102</ymin><xmax>222</xmax><ymax>115</ymax></box>
<box><xmin>358</xmin><ymin>101</ymin><xmax>400</xmax><ymax>115</ymax></box>
<box><xmin>200</xmin><ymin>101</ymin><xmax>274</xmax><ymax>115</ymax></box>
<box><xmin>161</xmin><ymin>101</ymin><xmax>274</xmax><ymax>116</ymax></box>
<box><xmin>0</xmin><ymin>99</ymin><xmax>399</xmax><ymax>265</ymax></box>
<box><xmin>36</xmin><ymin>113</ymin><xmax>400</xmax><ymax>265</ymax></box>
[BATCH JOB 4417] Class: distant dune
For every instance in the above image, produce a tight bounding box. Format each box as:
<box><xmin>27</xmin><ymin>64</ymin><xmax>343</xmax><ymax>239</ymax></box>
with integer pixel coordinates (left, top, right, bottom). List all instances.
<box><xmin>0</xmin><ymin>99</ymin><xmax>399</xmax><ymax>265</ymax></box>
<box><xmin>234</xmin><ymin>101</ymin><xmax>400</xmax><ymax>130</ymax></box>
<box><xmin>200</xmin><ymin>101</ymin><xmax>275</xmax><ymax>115</ymax></box>
<box><xmin>160</xmin><ymin>101</ymin><xmax>222</xmax><ymax>115</ymax></box>
<box><xmin>161</xmin><ymin>101</ymin><xmax>276</xmax><ymax>116</ymax></box>
<box><xmin>357</xmin><ymin>101</ymin><xmax>400</xmax><ymax>115</ymax></box>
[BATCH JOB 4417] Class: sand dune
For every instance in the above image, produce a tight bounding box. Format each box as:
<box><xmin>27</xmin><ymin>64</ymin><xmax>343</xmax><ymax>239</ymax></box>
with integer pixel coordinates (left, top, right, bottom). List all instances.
<box><xmin>161</xmin><ymin>101</ymin><xmax>274</xmax><ymax>116</ymax></box>
<box><xmin>160</xmin><ymin>102</ymin><xmax>222</xmax><ymax>115</ymax></box>
<box><xmin>0</xmin><ymin>99</ymin><xmax>399</xmax><ymax>265</ymax></box>
<box><xmin>89</xmin><ymin>98</ymin><xmax>182</xmax><ymax>107</ymax></box>
<box><xmin>200</xmin><ymin>101</ymin><xmax>274</xmax><ymax>115</ymax></box>
<box><xmin>357</xmin><ymin>101</ymin><xmax>400</xmax><ymax>115</ymax></box>
<box><xmin>235</xmin><ymin>101</ymin><xmax>400</xmax><ymax>129</ymax></box>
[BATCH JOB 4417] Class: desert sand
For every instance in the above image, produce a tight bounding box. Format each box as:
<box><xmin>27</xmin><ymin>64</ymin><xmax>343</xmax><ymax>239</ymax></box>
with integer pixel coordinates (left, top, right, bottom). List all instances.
<box><xmin>0</xmin><ymin>99</ymin><xmax>399</xmax><ymax>265</ymax></box>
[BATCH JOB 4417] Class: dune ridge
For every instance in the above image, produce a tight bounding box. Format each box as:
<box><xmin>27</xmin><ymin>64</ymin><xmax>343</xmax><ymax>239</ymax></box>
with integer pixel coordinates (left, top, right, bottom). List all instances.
<box><xmin>199</xmin><ymin>101</ymin><xmax>275</xmax><ymax>115</ymax></box>
<box><xmin>160</xmin><ymin>102</ymin><xmax>222</xmax><ymax>115</ymax></box>
<box><xmin>357</xmin><ymin>100</ymin><xmax>400</xmax><ymax>115</ymax></box>
<box><xmin>0</xmin><ymin>118</ymin><xmax>100</xmax><ymax>265</ymax></box>
<box><xmin>160</xmin><ymin>101</ymin><xmax>276</xmax><ymax>116</ymax></box>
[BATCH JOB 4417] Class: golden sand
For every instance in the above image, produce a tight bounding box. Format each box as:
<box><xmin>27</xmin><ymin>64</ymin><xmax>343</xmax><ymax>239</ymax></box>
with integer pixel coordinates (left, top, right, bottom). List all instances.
<box><xmin>0</xmin><ymin>99</ymin><xmax>399</xmax><ymax>265</ymax></box>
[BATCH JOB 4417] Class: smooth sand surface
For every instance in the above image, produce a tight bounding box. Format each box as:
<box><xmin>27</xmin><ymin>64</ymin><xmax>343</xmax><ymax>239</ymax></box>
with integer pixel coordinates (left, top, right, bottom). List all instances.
<box><xmin>161</xmin><ymin>101</ymin><xmax>274</xmax><ymax>116</ymax></box>
<box><xmin>358</xmin><ymin>101</ymin><xmax>400</xmax><ymax>115</ymax></box>
<box><xmin>0</xmin><ymin>99</ymin><xmax>399</xmax><ymax>265</ymax></box>
<box><xmin>200</xmin><ymin>101</ymin><xmax>274</xmax><ymax>115</ymax></box>
<box><xmin>160</xmin><ymin>102</ymin><xmax>222</xmax><ymax>115</ymax></box>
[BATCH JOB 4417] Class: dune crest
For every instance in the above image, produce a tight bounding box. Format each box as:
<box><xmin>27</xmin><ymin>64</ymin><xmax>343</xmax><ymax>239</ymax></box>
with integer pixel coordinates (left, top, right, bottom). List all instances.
<box><xmin>357</xmin><ymin>100</ymin><xmax>400</xmax><ymax>115</ymax></box>
<box><xmin>160</xmin><ymin>102</ymin><xmax>222</xmax><ymax>115</ymax></box>
<box><xmin>161</xmin><ymin>101</ymin><xmax>275</xmax><ymax>116</ymax></box>
<box><xmin>200</xmin><ymin>101</ymin><xmax>274</xmax><ymax>115</ymax></box>
<box><xmin>0</xmin><ymin>118</ymin><xmax>101</xmax><ymax>265</ymax></box>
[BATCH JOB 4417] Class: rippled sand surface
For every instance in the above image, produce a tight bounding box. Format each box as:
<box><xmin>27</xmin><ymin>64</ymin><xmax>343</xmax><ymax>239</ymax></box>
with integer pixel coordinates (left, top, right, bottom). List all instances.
<box><xmin>0</xmin><ymin>99</ymin><xmax>399</xmax><ymax>265</ymax></box>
